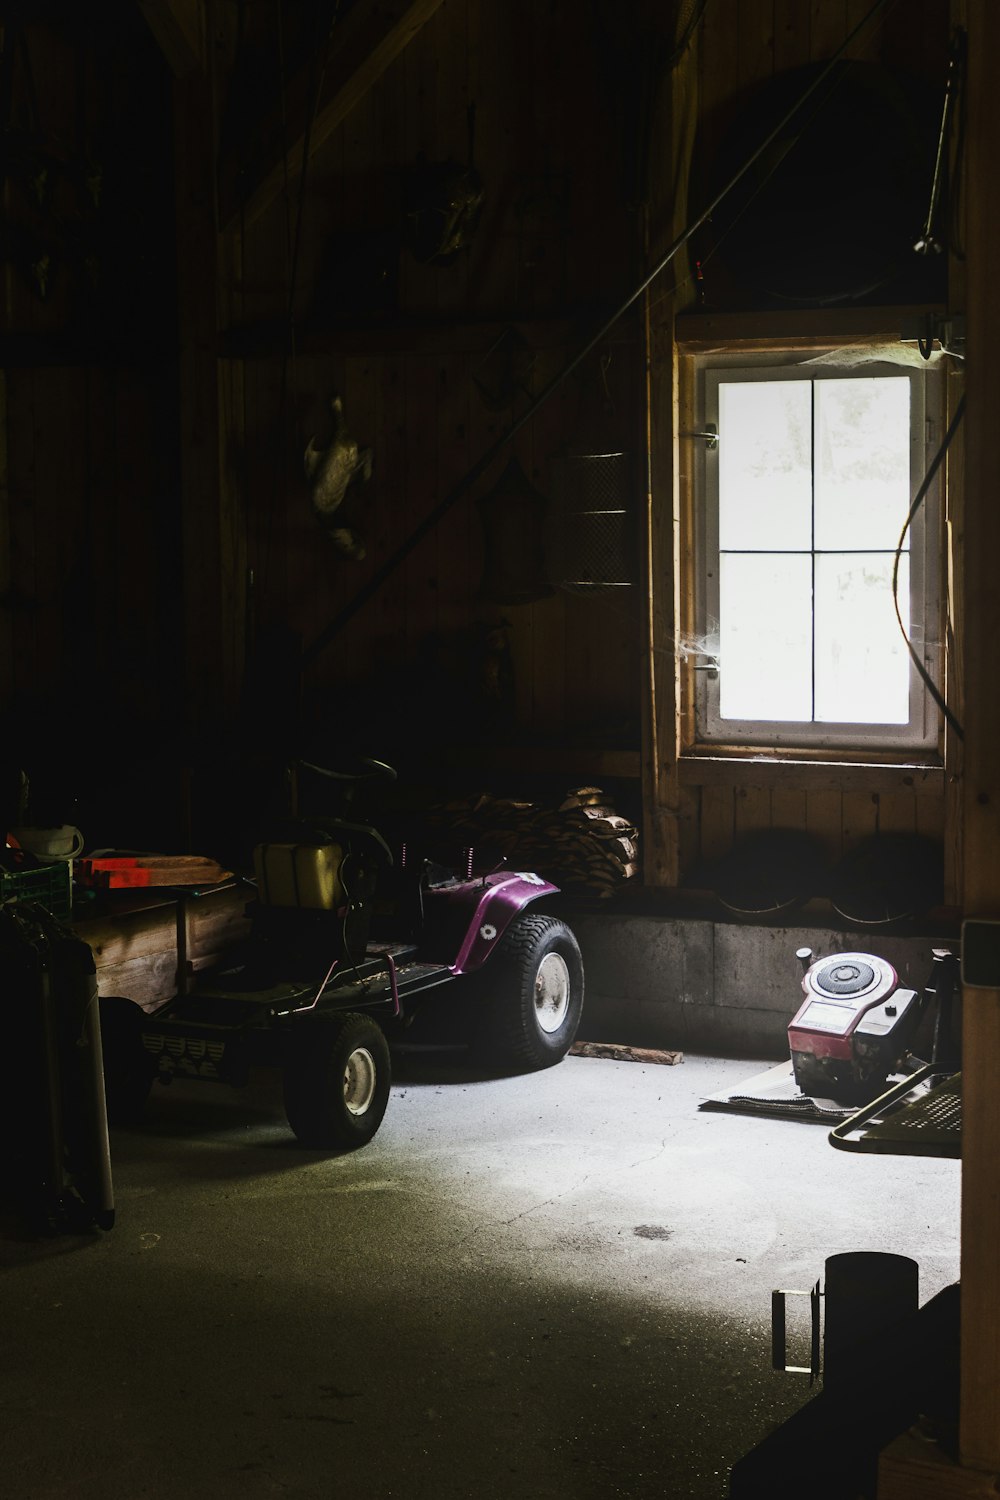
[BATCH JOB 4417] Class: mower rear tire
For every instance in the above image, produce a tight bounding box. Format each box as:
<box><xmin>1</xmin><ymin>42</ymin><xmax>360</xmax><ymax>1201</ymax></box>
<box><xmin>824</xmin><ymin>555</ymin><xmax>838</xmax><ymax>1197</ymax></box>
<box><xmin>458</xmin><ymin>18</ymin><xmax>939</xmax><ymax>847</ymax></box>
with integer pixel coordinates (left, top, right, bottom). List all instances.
<box><xmin>283</xmin><ymin>1012</ymin><xmax>391</xmax><ymax>1149</ymax></box>
<box><xmin>475</xmin><ymin>913</ymin><xmax>584</xmax><ymax>1072</ymax></box>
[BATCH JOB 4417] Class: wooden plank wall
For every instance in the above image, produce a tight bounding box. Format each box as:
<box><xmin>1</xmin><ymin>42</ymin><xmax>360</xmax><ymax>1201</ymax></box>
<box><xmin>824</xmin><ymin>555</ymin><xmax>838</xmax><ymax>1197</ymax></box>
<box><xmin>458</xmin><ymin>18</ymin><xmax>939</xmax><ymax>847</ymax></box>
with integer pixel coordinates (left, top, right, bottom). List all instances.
<box><xmin>224</xmin><ymin>0</ymin><xmax>644</xmax><ymax>794</ymax></box>
<box><xmin>657</xmin><ymin>0</ymin><xmax>956</xmax><ymax>889</ymax></box>
<box><xmin>0</xmin><ymin>13</ymin><xmax>183</xmax><ymax>848</ymax></box>
<box><xmin>694</xmin><ymin>774</ymin><xmax>947</xmax><ymax>874</ymax></box>
<box><xmin>0</xmin><ymin>0</ymin><xmax>960</xmax><ymax>880</ymax></box>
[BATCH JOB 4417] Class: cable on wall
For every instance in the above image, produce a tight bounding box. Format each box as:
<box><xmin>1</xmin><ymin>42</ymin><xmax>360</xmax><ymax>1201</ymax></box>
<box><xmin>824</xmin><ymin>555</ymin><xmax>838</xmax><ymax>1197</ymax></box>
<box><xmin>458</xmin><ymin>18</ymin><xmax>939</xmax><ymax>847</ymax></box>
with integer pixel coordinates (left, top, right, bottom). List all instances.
<box><xmin>892</xmin><ymin>393</ymin><xmax>966</xmax><ymax>743</ymax></box>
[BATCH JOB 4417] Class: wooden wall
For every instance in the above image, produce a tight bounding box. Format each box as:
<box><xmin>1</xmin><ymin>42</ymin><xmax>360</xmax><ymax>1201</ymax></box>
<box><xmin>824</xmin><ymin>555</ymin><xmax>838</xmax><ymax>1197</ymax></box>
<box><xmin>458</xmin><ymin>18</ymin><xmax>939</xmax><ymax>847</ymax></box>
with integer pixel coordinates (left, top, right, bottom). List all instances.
<box><xmin>1</xmin><ymin>0</ymin><xmax>652</xmax><ymax>856</ymax></box>
<box><xmin>958</xmin><ymin>3</ymin><xmax>1000</xmax><ymax>1472</ymax></box>
<box><xmin>217</xmin><ymin>0</ymin><xmax>648</xmax><ymax>795</ymax></box>
<box><xmin>644</xmin><ymin>0</ymin><xmax>961</xmax><ymax>893</ymax></box>
<box><xmin>0</xmin><ymin>0</ymin><xmax>965</xmax><ymax>887</ymax></box>
<box><xmin>0</xmin><ymin>10</ymin><xmax>183</xmax><ymax>847</ymax></box>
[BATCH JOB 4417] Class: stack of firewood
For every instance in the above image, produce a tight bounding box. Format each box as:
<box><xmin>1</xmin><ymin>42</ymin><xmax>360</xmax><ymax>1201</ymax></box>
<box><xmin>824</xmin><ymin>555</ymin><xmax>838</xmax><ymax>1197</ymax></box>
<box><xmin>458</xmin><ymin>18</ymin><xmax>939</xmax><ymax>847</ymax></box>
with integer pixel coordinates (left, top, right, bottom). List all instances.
<box><xmin>416</xmin><ymin>785</ymin><xmax>639</xmax><ymax>898</ymax></box>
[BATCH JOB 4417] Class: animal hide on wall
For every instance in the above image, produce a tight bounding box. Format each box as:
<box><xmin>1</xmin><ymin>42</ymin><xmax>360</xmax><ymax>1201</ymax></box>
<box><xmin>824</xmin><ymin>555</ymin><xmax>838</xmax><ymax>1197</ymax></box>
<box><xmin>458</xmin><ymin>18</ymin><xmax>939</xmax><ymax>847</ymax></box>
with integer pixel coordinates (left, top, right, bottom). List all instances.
<box><xmin>303</xmin><ymin>395</ymin><xmax>373</xmax><ymax>561</ymax></box>
<box><xmin>404</xmin><ymin>104</ymin><xmax>484</xmax><ymax>264</ymax></box>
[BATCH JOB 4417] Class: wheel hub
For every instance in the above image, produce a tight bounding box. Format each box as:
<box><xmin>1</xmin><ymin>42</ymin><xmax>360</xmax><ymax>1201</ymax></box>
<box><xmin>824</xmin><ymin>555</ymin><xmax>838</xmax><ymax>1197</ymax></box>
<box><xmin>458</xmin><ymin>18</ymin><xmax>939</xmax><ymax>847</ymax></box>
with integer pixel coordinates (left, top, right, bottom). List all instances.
<box><xmin>534</xmin><ymin>952</ymin><xmax>570</xmax><ymax>1034</ymax></box>
<box><xmin>343</xmin><ymin>1046</ymin><xmax>377</xmax><ymax>1115</ymax></box>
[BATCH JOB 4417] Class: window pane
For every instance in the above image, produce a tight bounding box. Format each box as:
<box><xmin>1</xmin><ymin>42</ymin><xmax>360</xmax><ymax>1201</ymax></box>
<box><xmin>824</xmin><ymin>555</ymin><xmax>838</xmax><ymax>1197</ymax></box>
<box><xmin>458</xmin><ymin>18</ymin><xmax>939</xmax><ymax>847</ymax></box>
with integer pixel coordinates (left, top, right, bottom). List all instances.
<box><xmin>720</xmin><ymin>554</ymin><xmax>813</xmax><ymax>720</ymax></box>
<box><xmin>814</xmin><ymin>377</ymin><xmax>910</xmax><ymax>551</ymax></box>
<box><xmin>719</xmin><ymin>381</ymin><xmax>812</xmax><ymax>551</ymax></box>
<box><xmin>814</xmin><ymin>553</ymin><xmax>910</xmax><ymax>723</ymax></box>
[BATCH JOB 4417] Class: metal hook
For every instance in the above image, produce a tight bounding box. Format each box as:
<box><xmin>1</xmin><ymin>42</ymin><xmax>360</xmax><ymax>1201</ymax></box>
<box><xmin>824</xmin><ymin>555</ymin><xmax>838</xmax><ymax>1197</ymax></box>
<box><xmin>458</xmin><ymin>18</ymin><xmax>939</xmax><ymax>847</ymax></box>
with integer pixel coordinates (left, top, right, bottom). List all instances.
<box><xmin>679</xmin><ymin>422</ymin><xmax>718</xmax><ymax>450</ymax></box>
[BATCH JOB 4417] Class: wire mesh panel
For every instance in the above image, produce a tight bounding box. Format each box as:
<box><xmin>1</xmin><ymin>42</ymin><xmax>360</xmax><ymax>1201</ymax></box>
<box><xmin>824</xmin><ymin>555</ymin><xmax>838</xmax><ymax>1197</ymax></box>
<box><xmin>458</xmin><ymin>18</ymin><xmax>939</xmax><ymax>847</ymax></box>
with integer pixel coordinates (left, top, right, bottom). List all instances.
<box><xmin>546</xmin><ymin>451</ymin><xmax>634</xmax><ymax>592</ymax></box>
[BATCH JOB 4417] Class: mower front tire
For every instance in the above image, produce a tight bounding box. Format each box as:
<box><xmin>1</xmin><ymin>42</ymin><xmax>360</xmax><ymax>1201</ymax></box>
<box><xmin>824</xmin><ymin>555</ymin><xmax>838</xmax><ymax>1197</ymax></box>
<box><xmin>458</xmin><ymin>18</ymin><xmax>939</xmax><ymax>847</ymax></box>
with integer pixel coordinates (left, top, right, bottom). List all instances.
<box><xmin>283</xmin><ymin>1012</ymin><xmax>391</xmax><ymax>1150</ymax></box>
<box><xmin>475</xmin><ymin>913</ymin><xmax>584</xmax><ymax>1072</ymax></box>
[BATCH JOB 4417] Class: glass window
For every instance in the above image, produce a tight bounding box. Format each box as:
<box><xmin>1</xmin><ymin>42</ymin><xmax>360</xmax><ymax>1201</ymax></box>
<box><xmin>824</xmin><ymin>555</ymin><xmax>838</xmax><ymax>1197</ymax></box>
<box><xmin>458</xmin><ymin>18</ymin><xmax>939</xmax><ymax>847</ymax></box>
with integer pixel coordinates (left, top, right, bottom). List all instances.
<box><xmin>692</xmin><ymin>359</ymin><xmax>941</xmax><ymax>752</ymax></box>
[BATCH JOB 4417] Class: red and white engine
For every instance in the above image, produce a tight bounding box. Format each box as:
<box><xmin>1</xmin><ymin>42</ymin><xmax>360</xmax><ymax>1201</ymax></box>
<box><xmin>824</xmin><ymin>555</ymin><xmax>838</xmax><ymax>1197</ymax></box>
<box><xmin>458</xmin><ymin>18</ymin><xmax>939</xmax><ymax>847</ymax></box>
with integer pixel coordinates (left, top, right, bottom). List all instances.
<box><xmin>788</xmin><ymin>950</ymin><xmax>920</xmax><ymax>1104</ymax></box>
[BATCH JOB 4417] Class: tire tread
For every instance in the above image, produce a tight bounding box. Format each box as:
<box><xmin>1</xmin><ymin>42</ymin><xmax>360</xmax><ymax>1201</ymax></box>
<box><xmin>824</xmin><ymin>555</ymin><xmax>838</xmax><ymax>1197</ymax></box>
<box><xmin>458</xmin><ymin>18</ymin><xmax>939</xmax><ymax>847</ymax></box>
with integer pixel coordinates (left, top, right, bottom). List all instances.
<box><xmin>478</xmin><ymin>913</ymin><xmax>583</xmax><ymax>1072</ymax></box>
<box><xmin>283</xmin><ymin>1011</ymin><xmax>391</xmax><ymax>1149</ymax></box>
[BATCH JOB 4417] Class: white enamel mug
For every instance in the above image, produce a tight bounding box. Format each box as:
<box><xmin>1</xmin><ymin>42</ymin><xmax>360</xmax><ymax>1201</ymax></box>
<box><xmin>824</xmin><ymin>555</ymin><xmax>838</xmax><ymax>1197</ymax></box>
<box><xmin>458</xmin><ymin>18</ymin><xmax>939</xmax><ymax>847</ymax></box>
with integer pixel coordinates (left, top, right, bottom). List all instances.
<box><xmin>8</xmin><ymin>825</ymin><xmax>85</xmax><ymax>863</ymax></box>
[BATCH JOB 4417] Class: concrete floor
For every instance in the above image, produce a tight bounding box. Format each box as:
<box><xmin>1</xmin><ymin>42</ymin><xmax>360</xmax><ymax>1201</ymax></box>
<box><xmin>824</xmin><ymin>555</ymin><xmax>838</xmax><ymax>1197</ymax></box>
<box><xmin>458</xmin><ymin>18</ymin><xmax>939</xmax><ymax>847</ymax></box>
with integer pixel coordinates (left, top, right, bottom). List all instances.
<box><xmin>0</xmin><ymin>1048</ymin><xmax>960</xmax><ymax>1500</ymax></box>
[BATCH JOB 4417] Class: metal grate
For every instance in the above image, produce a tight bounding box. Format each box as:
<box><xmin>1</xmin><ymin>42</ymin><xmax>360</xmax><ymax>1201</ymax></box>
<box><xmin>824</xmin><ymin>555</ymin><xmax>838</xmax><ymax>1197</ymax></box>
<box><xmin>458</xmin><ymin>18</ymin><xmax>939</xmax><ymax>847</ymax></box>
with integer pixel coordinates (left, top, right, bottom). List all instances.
<box><xmin>830</xmin><ymin>1070</ymin><xmax>962</xmax><ymax>1158</ymax></box>
<box><xmin>546</xmin><ymin>451</ymin><xmax>634</xmax><ymax>592</ymax></box>
<box><xmin>864</xmin><ymin>1076</ymin><xmax>962</xmax><ymax>1149</ymax></box>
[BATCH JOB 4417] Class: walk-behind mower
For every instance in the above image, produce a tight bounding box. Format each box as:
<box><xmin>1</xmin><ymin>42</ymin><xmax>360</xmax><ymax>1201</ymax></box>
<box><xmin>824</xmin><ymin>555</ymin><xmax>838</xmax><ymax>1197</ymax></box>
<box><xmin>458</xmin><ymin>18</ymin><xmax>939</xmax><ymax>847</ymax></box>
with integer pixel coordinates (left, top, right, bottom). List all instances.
<box><xmin>100</xmin><ymin>757</ymin><xmax>584</xmax><ymax>1151</ymax></box>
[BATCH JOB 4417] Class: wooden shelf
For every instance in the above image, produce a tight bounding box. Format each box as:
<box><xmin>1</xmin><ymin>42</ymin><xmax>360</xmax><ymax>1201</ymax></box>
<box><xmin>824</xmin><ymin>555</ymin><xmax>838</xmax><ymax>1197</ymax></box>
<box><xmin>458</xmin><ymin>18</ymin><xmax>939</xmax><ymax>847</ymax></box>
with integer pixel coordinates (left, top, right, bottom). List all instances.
<box><xmin>679</xmin><ymin>755</ymin><xmax>945</xmax><ymax>795</ymax></box>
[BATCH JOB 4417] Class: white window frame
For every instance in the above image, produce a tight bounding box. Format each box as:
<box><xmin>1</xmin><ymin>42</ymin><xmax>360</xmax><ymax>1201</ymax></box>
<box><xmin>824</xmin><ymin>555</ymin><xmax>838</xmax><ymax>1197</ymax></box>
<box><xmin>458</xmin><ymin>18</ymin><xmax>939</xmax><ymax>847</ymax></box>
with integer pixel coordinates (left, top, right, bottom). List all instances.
<box><xmin>689</xmin><ymin>351</ymin><xmax>944</xmax><ymax>755</ymax></box>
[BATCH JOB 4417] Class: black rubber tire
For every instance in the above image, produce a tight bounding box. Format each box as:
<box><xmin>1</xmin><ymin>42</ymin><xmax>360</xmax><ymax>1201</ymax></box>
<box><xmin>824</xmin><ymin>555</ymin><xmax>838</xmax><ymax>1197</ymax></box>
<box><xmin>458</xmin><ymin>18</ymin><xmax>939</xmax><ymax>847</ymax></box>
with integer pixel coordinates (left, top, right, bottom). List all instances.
<box><xmin>283</xmin><ymin>1012</ymin><xmax>391</xmax><ymax>1149</ymax></box>
<box><xmin>475</xmin><ymin>913</ymin><xmax>584</xmax><ymax>1072</ymax></box>
<box><xmin>99</xmin><ymin>996</ymin><xmax>155</xmax><ymax>1126</ymax></box>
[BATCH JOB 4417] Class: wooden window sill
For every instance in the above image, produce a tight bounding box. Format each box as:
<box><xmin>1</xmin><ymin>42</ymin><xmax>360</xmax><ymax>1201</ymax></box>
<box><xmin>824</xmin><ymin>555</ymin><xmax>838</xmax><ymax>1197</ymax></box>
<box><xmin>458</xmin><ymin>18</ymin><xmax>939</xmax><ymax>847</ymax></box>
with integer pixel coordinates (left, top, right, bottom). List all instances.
<box><xmin>678</xmin><ymin>754</ymin><xmax>946</xmax><ymax>795</ymax></box>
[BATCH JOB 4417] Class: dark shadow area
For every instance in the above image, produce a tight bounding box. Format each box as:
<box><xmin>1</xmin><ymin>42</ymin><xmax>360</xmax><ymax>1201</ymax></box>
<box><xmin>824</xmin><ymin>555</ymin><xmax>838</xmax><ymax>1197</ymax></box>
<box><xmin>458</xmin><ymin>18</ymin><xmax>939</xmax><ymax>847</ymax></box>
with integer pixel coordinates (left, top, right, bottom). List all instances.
<box><xmin>0</xmin><ymin>1186</ymin><xmax>806</xmax><ymax>1499</ymax></box>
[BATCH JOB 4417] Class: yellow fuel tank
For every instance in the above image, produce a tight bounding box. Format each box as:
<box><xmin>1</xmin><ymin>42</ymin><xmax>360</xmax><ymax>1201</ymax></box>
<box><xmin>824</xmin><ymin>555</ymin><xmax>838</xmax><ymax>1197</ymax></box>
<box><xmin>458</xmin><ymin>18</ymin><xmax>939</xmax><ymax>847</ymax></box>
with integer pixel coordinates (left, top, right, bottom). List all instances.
<box><xmin>253</xmin><ymin>841</ymin><xmax>345</xmax><ymax>909</ymax></box>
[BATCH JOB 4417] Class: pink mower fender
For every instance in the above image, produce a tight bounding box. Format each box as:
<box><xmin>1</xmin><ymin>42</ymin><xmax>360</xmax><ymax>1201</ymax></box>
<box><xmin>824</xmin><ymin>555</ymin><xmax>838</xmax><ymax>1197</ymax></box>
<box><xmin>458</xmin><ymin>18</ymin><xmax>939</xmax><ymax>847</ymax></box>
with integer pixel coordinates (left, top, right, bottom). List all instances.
<box><xmin>432</xmin><ymin>871</ymin><xmax>560</xmax><ymax>976</ymax></box>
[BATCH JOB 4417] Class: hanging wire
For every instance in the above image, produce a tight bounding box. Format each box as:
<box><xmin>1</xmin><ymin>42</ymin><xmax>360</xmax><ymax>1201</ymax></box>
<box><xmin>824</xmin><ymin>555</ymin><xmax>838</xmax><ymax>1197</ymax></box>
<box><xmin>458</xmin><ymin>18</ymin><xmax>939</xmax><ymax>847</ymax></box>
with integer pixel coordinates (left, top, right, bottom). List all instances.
<box><xmin>913</xmin><ymin>26</ymin><xmax>966</xmax><ymax>268</ymax></box>
<box><xmin>303</xmin><ymin>0</ymin><xmax>900</xmax><ymax>665</ymax></box>
<box><xmin>892</xmin><ymin>394</ymin><xmax>966</xmax><ymax>743</ymax></box>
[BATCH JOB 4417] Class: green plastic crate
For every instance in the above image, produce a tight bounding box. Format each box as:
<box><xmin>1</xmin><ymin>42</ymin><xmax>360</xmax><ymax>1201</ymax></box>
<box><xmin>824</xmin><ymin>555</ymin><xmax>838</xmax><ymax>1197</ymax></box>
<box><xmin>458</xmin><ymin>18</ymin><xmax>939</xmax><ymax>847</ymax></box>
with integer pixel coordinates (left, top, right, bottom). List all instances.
<box><xmin>0</xmin><ymin>862</ymin><xmax>73</xmax><ymax>920</ymax></box>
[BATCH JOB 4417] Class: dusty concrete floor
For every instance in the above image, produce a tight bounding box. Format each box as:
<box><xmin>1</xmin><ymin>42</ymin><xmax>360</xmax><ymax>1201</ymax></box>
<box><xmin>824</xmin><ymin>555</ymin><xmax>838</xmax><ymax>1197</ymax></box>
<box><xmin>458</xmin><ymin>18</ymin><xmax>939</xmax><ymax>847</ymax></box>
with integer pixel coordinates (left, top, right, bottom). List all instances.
<box><xmin>0</xmin><ymin>1049</ymin><xmax>960</xmax><ymax>1500</ymax></box>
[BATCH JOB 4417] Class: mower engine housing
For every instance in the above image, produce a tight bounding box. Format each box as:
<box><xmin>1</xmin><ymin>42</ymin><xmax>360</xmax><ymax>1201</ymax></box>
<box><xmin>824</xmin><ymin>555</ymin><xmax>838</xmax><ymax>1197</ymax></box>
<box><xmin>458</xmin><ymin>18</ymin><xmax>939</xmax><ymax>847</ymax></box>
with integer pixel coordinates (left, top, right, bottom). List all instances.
<box><xmin>788</xmin><ymin>952</ymin><xmax>920</xmax><ymax>1104</ymax></box>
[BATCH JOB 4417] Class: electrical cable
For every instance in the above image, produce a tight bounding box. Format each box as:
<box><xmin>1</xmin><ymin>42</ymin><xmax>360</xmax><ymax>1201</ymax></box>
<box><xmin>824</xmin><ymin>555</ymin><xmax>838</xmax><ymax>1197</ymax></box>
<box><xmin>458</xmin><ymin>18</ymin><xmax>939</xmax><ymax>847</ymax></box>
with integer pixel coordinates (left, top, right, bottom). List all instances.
<box><xmin>892</xmin><ymin>393</ymin><xmax>965</xmax><ymax>743</ymax></box>
<box><xmin>302</xmin><ymin>0</ymin><xmax>898</xmax><ymax>665</ymax></box>
<box><xmin>914</xmin><ymin>27</ymin><xmax>965</xmax><ymax>258</ymax></box>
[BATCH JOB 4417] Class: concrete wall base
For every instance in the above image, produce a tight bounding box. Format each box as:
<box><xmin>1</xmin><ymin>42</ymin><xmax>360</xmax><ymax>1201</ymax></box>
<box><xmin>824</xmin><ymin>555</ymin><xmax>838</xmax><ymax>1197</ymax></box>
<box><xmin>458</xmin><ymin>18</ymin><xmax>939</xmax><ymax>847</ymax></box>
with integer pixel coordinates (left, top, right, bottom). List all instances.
<box><xmin>569</xmin><ymin>909</ymin><xmax>948</xmax><ymax>1059</ymax></box>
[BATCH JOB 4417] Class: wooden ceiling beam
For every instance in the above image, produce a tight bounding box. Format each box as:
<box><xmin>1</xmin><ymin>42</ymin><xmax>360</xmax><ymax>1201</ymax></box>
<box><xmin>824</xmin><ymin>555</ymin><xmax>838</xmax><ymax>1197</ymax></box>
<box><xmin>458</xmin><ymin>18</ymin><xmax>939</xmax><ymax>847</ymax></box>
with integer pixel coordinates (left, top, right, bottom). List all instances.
<box><xmin>136</xmin><ymin>0</ymin><xmax>206</xmax><ymax>78</ymax></box>
<box><xmin>220</xmin><ymin>0</ymin><xmax>445</xmax><ymax>234</ymax></box>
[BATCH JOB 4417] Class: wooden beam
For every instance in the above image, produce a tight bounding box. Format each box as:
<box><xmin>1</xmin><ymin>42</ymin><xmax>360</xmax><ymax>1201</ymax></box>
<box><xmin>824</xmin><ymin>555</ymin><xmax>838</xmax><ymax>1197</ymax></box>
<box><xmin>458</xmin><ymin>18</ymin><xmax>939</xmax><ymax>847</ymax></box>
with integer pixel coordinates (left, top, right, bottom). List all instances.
<box><xmin>640</xmin><ymin>1</ymin><xmax>702</xmax><ymax>887</ymax></box>
<box><xmin>137</xmin><ymin>0</ymin><xmax>206</xmax><ymax>78</ymax></box>
<box><xmin>675</xmin><ymin>305</ymin><xmax>950</xmax><ymax>350</ymax></box>
<box><xmin>959</xmin><ymin>0</ymin><xmax>1000</xmax><ymax>1477</ymax></box>
<box><xmin>221</xmin><ymin>0</ymin><xmax>446</xmax><ymax>233</ymax></box>
<box><xmin>678</xmin><ymin>757</ymin><xmax>945</xmax><ymax>795</ymax></box>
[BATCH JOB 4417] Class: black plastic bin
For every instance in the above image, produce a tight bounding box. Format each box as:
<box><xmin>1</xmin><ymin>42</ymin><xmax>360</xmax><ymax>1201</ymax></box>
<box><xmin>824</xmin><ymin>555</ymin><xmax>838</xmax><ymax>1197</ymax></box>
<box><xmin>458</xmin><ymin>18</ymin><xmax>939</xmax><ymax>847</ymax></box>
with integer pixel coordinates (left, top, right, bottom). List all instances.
<box><xmin>0</xmin><ymin>900</ymin><xmax>114</xmax><ymax>1233</ymax></box>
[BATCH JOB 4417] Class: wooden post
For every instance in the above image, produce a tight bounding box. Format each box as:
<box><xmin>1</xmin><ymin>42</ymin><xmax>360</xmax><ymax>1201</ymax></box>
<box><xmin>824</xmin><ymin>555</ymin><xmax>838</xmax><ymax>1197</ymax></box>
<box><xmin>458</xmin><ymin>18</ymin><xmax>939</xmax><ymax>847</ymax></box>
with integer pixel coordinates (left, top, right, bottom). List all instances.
<box><xmin>958</xmin><ymin>0</ymin><xmax>1000</xmax><ymax>1476</ymax></box>
<box><xmin>878</xmin><ymin>7</ymin><xmax>1000</xmax><ymax>1490</ymax></box>
<box><xmin>639</xmin><ymin>2</ymin><xmax>703</xmax><ymax>887</ymax></box>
